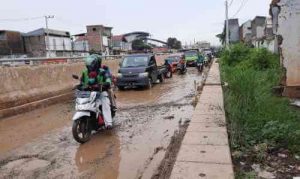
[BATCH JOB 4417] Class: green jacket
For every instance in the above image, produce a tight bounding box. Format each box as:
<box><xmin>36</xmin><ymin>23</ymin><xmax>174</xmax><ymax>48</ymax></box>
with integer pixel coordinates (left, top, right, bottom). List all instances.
<box><xmin>197</xmin><ymin>54</ymin><xmax>204</xmax><ymax>63</ymax></box>
<box><xmin>81</xmin><ymin>68</ymin><xmax>111</xmax><ymax>89</ymax></box>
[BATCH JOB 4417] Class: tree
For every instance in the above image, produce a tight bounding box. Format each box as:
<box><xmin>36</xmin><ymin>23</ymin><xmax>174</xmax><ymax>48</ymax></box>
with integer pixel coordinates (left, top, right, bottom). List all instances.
<box><xmin>167</xmin><ymin>37</ymin><xmax>182</xmax><ymax>49</ymax></box>
<box><xmin>132</xmin><ymin>39</ymin><xmax>151</xmax><ymax>51</ymax></box>
<box><xmin>216</xmin><ymin>27</ymin><xmax>226</xmax><ymax>45</ymax></box>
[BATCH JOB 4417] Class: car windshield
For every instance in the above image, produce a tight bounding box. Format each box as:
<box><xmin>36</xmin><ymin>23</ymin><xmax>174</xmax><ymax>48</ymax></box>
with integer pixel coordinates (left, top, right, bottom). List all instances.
<box><xmin>121</xmin><ymin>56</ymin><xmax>149</xmax><ymax>67</ymax></box>
<box><xmin>185</xmin><ymin>51</ymin><xmax>198</xmax><ymax>57</ymax></box>
<box><xmin>166</xmin><ymin>56</ymin><xmax>180</xmax><ymax>63</ymax></box>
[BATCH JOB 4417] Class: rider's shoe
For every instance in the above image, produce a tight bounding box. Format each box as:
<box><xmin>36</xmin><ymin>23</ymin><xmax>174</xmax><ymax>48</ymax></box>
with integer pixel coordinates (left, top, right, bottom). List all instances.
<box><xmin>106</xmin><ymin>125</ymin><xmax>113</xmax><ymax>130</ymax></box>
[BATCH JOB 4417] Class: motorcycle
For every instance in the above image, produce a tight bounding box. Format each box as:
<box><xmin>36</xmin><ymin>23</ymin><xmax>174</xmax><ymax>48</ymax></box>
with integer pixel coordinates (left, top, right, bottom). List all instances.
<box><xmin>164</xmin><ymin>63</ymin><xmax>173</xmax><ymax>78</ymax></box>
<box><xmin>177</xmin><ymin>59</ymin><xmax>187</xmax><ymax>75</ymax></box>
<box><xmin>196</xmin><ymin>62</ymin><xmax>204</xmax><ymax>73</ymax></box>
<box><xmin>71</xmin><ymin>75</ymin><xmax>116</xmax><ymax>144</ymax></box>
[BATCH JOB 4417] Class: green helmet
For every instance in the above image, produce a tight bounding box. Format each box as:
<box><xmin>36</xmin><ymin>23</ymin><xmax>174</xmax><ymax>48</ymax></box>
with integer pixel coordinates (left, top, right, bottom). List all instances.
<box><xmin>85</xmin><ymin>54</ymin><xmax>102</xmax><ymax>72</ymax></box>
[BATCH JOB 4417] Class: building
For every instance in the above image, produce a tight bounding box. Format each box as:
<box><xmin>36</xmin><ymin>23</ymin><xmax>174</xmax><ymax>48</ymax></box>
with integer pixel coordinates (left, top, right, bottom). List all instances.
<box><xmin>251</xmin><ymin>16</ymin><xmax>267</xmax><ymax>47</ymax></box>
<box><xmin>112</xmin><ymin>32</ymin><xmax>150</xmax><ymax>53</ymax></box>
<box><xmin>270</xmin><ymin>0</ymin><xmax>300</xmax><ymax>97</ymax></box>
<box><xmin>73</xmin><ymin>33</ymin><xmax>89</xmax><ymax>56</ymax></box>
<box><xmin>23</xmin><ymin>28</ymin><xmax>72</xmax><ymax>57</ymax></box>
<box><xmin>112</xmin><ymin>35</ymin><xmax>129</xmax><ymax>54</ymax></box>
<box><xmin>196</xmin><ymin>41</ymin><xmax>211</xmax><ymax>49</ymax></box>
<box><xmin>86</xmin><ymin>25</ymin><xmax>113</xmax><ymax>55</ymax></box>
<box><xmin>0</xmin><ymin>30</ymin><xmax>24</xmax><ymax>56</ymax></box>
<box><xmin>228</xmin><ymin>19</ymin><xmax>240</xmax><ymax>43</ymax></box>
<box><xmin>240</xmin><ymin>20</ymin><xmax>252</xmax><ymax>44</ymax></box>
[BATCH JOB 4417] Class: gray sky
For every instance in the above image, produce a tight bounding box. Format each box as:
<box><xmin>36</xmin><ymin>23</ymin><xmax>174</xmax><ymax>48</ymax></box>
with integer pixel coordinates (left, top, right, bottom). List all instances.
<box><xmin>0</xmin><ymin>0</ymin><xmax>271</xmax><ymax>45</ymax></box>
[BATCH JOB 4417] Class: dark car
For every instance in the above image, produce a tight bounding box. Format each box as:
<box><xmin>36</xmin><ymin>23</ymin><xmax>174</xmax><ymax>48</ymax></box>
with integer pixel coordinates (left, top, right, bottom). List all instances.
<box><xmin>116</xmin><ymin>54</ymin><xmax>166</xmax><ymax>90</ymax></box>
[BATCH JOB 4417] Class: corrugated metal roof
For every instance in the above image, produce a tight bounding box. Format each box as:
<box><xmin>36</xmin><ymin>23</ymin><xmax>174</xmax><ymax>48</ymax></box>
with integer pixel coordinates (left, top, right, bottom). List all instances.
<box><xmin>23</xmin><ymin>28</ymin><xmax>70</xmax><ymax>37</ymax></box>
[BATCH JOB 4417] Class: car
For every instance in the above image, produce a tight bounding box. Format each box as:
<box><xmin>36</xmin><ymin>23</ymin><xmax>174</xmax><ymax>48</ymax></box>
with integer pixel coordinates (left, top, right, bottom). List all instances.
<box><xmin>184</xmin><ymin>50</ymin><xmax>199</xmax><ymax>66</ymax></box>
<box><xmin>116</xmin><ymin>54</ymin><xmax>167</xmax><ymax>90</ymax></box>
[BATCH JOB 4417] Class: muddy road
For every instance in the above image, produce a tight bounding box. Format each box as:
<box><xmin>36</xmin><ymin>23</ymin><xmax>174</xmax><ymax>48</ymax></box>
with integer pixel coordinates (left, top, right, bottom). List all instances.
<box><xmin>0</xmin><ymin>68</ymin><xmax>203</xmax><ymax>179</ymax></box>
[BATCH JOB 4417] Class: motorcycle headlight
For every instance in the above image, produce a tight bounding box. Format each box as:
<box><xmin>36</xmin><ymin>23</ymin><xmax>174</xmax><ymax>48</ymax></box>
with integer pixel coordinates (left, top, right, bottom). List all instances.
<box><xmin>117</xmin><ymin>73</ymin><xmax>123</xmax><ymax>77</ymax></box>
<box><xmin>138</xmin><ymin>72</ymin><xmax>149</xmax><ymax>77</ymax></box>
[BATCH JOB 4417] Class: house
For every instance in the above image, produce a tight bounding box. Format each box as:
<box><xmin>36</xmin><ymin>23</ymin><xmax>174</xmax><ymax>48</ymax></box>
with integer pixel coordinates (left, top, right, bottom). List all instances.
<box><xmin>86</xmin><ymin>25</ymin><xmax>113</xmax><ymax>55</ymax></box>
<box><xmin>240</xmin><ymin>20</ymin><xmax>252</xmax><ymax>45</ymax></box>
<box><xmin>23</xmin><ymin>28</ymin><xmax>72</xmax><ymax>57</ymax></box>
<box><xmin>270</xmin><ymin>0</ymin><xmax>300</xmax><ymax>97</ymax></box>
<box><xmin>228</xmin><ymin>19</ymin><xmax>240</xmax><ymax>43</ymax></box>
<box><xmin>0</xmin><ymin>30</ymin><xmax>24</xmax><ymax>56</ymax></box>
<box><xmin>73</xmin><ymin>33</ymin><xmax>89</xmax><ymax>56</ymax></box>
<box><xmin>112</xmin><ymin>32</ymin><xmax>150</xmax><ymax>53</ymax></box>
<box><xmin>112</xmin><ymin>35</ymin><xmax>129</xmax><ymax>54</ymax></box>
<box><xmin>251</xmin><ymin>16</ymin><xmax>267</xmax><ymax>47</ymax></box>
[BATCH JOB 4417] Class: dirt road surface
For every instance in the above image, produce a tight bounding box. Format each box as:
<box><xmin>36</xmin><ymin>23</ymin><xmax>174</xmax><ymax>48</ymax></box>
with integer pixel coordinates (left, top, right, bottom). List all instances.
<box><xmin>0</xmin><ymin>68</ymin><xmax>203</xmax><ymax>179</ymax></box>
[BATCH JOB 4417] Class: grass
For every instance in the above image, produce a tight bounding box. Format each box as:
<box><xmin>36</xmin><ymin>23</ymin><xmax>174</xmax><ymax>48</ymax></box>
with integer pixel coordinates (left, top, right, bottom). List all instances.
<box><xmin>220</xmin><ymin>44</ymin><xmax>300</xmax><ymax>157</ymax></box>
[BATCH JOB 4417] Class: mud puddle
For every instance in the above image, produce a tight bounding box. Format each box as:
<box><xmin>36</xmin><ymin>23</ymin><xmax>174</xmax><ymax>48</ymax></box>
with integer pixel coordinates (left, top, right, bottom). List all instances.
<box><xmin>0</xmin><ymin>68</ymin><xmax>202</xmax><ymax>179</ymax></box>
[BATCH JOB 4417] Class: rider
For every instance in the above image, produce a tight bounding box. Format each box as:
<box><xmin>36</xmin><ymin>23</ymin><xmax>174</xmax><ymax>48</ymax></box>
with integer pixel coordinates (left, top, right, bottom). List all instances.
<box><xmin>197</xmin><ymin>53</ymin><xmax>204</xmax><ymax>64</ymax></box>
<box><xmin>81</xmin><ymin>54</ymin><xmax>113</xmax><ymax>129</ymax></box>
<box><xmin>102</xmin><ymin>64</ymin><xmax>117</xmax><ymax>111</ymax></box>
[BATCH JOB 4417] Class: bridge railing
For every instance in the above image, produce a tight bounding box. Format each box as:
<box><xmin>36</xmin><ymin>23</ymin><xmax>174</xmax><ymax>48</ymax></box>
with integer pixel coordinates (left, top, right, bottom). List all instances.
<box><xmin>0</xmin><ymin>55</ymin><xmax>124</xmax><ymax>67</ymax></box>
<box><xmin>0</xmin><ymin>53</ymin><xmax>173</xmax><ymax>67</ymax></box>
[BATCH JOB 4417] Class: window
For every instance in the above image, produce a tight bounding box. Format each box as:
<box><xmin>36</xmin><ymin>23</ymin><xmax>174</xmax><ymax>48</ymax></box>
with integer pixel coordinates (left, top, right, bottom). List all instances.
<box><xmin>0</xmin><ymin>32</ymin><xmax>6</xmax><ymax>40</ymax></box>
<box><xmin>149</xmin><ymin>57</ymin><xmax>156</xmax><ymax>66</ymax></box>
<box><xmin>53</xmin><ymin>39</ymin><xmax>56</xmax><ymax>50</ymax></box>
<box><xmin>92</xmin><ymin>28</ymin><xmax>97</xmax><ymax>32</ymax></box>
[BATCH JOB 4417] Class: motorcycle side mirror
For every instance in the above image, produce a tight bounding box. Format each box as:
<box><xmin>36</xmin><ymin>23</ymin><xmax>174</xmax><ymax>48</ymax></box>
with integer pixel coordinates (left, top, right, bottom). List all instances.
<box><xmin>72</xmin><ymin>74</ymin><xmax>79</xmax><ymax>80</ymax></box>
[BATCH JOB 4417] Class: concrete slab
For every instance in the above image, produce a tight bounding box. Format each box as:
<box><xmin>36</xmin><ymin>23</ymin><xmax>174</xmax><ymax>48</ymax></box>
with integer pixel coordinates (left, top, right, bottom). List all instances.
<box><xmin>170</xmin><ymin>162</ymin><xmax>234</xmax><ymax>179</ymax></box>
<box><xmin>191</xmin><ymin>114</ymin><xmax>226</xmax><ymax>124</ymax></box>
<box><xmin>187</xmin><ymin>122</ymin><xmax>227</xmax><ymax>133</ymax></box>
<box><xmin>182</xmin><ymin>131</ymin><xmax>228</xmax><ymax>146</ymax></box>
<box><xmin>170</xmin><ymin>60</ymin><xmax>233</xmax><ymax>179</ymax></box>
<box><xmin>194</xmin><ymin>103</ymin><xmax>224</xmax><ymax>115</ymax></box>
<box><xmin>177</xmin><ymin>144</ymin><xmax>232</xmax><ymax>164</ymax></box>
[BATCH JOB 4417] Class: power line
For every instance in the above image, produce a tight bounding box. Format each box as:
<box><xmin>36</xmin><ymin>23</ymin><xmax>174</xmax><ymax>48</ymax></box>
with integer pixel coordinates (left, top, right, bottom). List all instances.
<box><xmin>0</xmin><ymin>16</ymin><xmax>44</xmax><ymax>22</ymax></box>
<box><xmin>231</xmin><ymin>0</ymin><xmax>249</xmax><ymax>18</ymax></box>
<box><xmin>229</xmin><ymin>0</ymin><xmax>234</xmax><ymax>7</ymax></box>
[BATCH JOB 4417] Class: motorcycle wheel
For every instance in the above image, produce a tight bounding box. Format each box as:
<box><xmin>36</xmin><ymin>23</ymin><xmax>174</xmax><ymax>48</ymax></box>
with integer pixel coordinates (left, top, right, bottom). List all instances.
<box><xmin>72</xmin><ymin>118</ymin><xmax>91</xmax><ymax>144</ymax></box>
<box><xmin>165</xmin><ymin>71</ymin><xmax>172</xmax><ymax>78</ymax></box>
<box><xmin>158</xmin><ymin>74</ymin><xmax>164</xmax><ymax>83</ymax></box>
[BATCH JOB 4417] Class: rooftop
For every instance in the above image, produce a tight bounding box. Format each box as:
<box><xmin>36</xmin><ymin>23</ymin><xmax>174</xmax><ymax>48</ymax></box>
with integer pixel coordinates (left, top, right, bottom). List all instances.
<box><xmin>23</xmin><ymin>28</ymin><xmax>71</xmax><ymax>37</ymax></box>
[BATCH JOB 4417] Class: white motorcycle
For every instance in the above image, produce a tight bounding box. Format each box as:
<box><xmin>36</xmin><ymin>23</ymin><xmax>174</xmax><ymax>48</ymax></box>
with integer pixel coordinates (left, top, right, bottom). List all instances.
<box><xmin>72</xmin><ymin>75</ymin><xmax>116</xmax><ymax>144</ymax></box>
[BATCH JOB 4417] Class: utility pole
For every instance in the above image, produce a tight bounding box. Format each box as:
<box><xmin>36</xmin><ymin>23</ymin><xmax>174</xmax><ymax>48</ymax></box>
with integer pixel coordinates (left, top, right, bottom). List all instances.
<box><xmin>225</xmin><ymin>0</ymin><xmax>230</xmax><ymax>49</ymax></box>
<box><xmin>44</xmin><ymin>15</ymin><xmax>54</xmax><ymax>57</ymax></box>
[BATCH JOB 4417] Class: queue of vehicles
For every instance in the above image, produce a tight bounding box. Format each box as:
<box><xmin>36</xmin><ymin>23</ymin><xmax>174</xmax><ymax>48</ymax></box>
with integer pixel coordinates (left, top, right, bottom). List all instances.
<box><xmin>71</xmin><ymin>51</ymin><xmax>212</xmax><ymax>143</ymax></box>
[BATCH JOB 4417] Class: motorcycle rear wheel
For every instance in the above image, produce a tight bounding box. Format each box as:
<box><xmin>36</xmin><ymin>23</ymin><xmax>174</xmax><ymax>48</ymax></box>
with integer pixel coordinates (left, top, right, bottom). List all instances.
<box><xmin>72</xmin><ymin>117</ymin><xmax>91</xmax><ymax>144</ymax></box>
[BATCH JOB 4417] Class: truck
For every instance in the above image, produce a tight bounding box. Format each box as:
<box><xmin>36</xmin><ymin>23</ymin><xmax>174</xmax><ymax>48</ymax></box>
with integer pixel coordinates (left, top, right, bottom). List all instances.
<box><xmin>116</xmin><ymin>54</ymin><xmax>167</xmax><ymax>90</ymax></box>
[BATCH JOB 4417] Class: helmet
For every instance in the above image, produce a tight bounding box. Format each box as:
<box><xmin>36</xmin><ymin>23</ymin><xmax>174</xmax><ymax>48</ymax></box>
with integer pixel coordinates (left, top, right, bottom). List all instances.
<box><xmin>85</xmin><ymin>54</ymin><xmax>102</xmax><ymax>72</ymax></box>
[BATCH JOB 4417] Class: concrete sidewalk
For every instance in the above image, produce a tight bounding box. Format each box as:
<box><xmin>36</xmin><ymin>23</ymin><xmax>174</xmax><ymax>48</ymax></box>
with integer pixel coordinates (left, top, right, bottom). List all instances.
<box><xmin>170</xmin><ymin>61</ymin><xmax>234</xmax><ymax>179</ymax></box>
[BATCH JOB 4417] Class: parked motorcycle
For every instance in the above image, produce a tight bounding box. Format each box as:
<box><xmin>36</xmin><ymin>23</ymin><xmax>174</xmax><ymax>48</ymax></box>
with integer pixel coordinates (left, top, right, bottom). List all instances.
<box><xmin>177</xmin><ymin>59</ymin><xmax>187</xmax><ymax>75</ymax></box>
<box><xmin>71</xmin><ymin>75</ymin><xmax>116</xmax><ymax>144</ymax></box>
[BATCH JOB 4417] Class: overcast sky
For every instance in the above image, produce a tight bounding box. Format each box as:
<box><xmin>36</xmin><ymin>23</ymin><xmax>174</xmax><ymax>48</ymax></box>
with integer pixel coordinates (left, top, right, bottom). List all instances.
<box><xmin>0</xmin><ymin>0</ymin><xmax>271</xmax><ymax>45</ymax></box>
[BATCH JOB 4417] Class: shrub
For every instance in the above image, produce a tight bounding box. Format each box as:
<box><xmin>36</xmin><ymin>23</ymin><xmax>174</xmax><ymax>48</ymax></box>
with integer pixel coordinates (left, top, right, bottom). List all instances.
<box><xmin>220</xmin><ymin>44</ymin><xmax>300</xmax><ymax>154</ymax></box>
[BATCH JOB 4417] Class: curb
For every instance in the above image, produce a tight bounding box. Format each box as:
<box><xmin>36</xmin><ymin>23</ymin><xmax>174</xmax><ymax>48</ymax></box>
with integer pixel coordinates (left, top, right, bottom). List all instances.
<box><xmin>170</xmin><ymin>61</ymin><xmax>234</xmax><ymax>179</ymax></box>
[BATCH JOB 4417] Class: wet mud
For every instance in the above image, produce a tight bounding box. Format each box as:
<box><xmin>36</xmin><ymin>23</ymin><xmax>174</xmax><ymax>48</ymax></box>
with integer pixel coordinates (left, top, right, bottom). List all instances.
<box><xmin>0</xmin><ymin>68</ymin><xmax>203</xmax><ymax>179</ymax></box>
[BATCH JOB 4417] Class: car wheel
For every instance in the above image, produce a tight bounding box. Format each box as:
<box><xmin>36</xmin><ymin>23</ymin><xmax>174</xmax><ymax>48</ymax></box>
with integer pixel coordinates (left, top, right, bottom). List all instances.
<box><xmin>159</xmin><ymin>74</ymin><xmax>164</xmax><ymax>83</ymax></box>
<box><xmin>146</xmin><ymin>78</ymin><xmax>152</xmax><ymax>89</ymax></box>
<box><xmin>118</xmin><ymin>86</ymin><xmax>125</xmax><ymax>91</ymax></box>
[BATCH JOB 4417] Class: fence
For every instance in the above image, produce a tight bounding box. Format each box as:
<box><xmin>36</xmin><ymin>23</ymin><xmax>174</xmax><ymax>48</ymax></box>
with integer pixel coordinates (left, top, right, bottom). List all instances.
<box><xmin>0</xmin><ymin>55</ymin><xmax>123</xmax><ymax>67</ymax></box>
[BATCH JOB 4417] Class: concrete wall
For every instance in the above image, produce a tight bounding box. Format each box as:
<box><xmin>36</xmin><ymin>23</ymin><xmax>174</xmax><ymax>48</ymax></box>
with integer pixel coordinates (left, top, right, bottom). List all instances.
<box><xmin>0</xmin><ymin>54</ymin><xmax>168</xmax><ymax>118</ymax></box>
<box><xmin>277</xmin><ymin>0</ymin><xmax>300</xmax><ymax>88</ymax></box>
<box><xmin>48</xmin><ymin>36</ymin><xmax>72</xmax><ymax>51</ymax></box>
